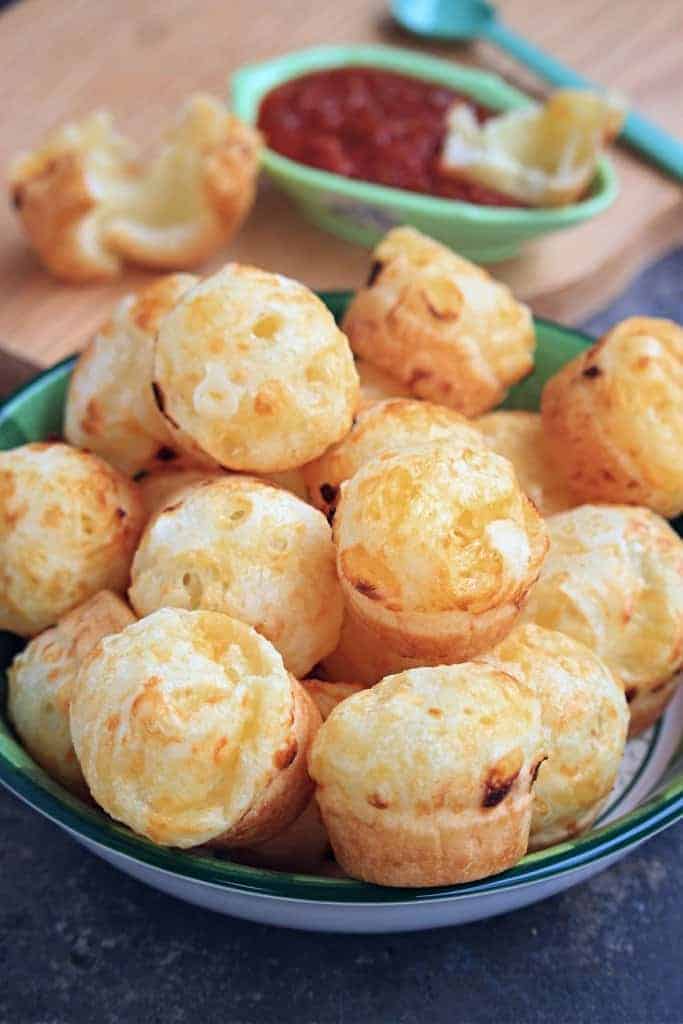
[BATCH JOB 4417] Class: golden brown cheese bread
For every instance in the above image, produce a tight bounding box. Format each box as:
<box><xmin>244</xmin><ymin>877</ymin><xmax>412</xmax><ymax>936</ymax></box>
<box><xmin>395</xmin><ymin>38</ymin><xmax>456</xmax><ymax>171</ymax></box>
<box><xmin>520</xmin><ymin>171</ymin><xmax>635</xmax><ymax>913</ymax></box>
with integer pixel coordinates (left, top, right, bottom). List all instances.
<box><xmin>541</xmin><ymin>317</ymin><xmax>683</xmax><ymax>517</ymax></box>
<box><xmin>476</xmin><ymin>410</ymin><xmax>576</xmax><ymax>516</ymax></box>
<box><xmin>153</xmin><ymin>263</ymin><xmax>359</xmax><ymax>472</ymax></box>
<box><xmin>334</xmin><ymin>442</ymin><xmax>548</xmax><ymax>666</ymax></box>
<box><xmin>9</xmin><ymin>96</ymin><xmax>261</xmax><ymax>282</ymax></box>
<box><xmin>128</xmin><ymin>475</ymin><xmax>343</xmax><ymax>677</ymax></box>
<box><xmin>7</xmin><ymin>591</ymin><xmax>135</xmax><ymax>797</ymax></box>
<box><xmin>303</xmin><ymin>397</ymin><xmax>485</xmax><ymax>518</ymax></box>
<box><xmin>342</xmin><ymin>227</ymin><xmax>535</xmax><ymax>416</ymax></box>
<box><xmin>484</xmin><ymin>624</ymin><xmax>628</xmax><ymax>850</ymax></box>
<box><xmin>64</xmin><ymin>274</ymin><xmax>209</xmax><ymax>475</ymax></box>
<box><xmin>70</xmin><ymin>608</ymin><xmax>321</xmax><ymax>849</ymax></box>
<box><xmin>440</xmin><ymin>90</ymin><xmax>623</xmax><ymax>207</ymax></box>
<box><xmin>521</xmin><ymin>504</ymin><xmax>683</xmax><ymax>735</ymax></box>
<box><xmin>308</xmin><ymin>662</ymin><xmax>544</xmax><ymax>886</ymax></box>
<box><xmin>0</xmin><ymin>443</ymin><xmax>144</xmax><ymax>636</ymax></box>
<box><xmin>233</xmin><ymin>679</ymin><xmax>364</xmax><ymax>873</ymax></box>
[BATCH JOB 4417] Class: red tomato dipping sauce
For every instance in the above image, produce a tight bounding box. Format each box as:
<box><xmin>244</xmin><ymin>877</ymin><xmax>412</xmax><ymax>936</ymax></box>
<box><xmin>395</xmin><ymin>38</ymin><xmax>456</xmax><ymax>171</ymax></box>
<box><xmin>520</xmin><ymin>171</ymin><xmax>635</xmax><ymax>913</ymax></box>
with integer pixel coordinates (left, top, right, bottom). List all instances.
<box><xmin>257</xmin><ymin>66</ymin><xmax>525</xmax><ymax>207</ymax></box>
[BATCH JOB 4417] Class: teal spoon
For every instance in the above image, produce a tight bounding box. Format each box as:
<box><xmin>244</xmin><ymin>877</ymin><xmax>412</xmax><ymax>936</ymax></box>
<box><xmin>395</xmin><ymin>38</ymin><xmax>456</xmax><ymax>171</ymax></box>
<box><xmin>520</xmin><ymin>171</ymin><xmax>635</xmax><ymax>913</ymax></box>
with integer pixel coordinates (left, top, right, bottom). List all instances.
<box><xmin>391</xmin><ymin>0</ymin><xmax>683</xmax><ymax>181</ymax></box>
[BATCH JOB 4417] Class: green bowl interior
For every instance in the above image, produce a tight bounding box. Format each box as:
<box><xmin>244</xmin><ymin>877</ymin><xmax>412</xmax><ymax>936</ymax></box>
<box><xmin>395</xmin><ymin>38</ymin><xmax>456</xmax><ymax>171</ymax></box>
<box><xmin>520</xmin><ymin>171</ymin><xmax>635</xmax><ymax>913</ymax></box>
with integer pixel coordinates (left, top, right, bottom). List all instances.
<box><xmin>231</xmin><ymin>44</ymin><xmax>617</xmax><ymax>223</ymax></box>
<box><xmin>0</xmin><ymin>294</ymin><xmax>681</xmax><ymax>904</ymax></box>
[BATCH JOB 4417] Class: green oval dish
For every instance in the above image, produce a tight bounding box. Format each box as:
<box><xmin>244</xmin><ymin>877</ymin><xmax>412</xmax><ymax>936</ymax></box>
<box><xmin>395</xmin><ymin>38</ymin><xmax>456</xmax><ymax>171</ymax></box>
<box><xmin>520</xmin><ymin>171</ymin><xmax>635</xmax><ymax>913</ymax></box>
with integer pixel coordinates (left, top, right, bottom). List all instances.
<box><xmin>0</xmin><ymin>295</ymin><xmax>681</xmax><ymax>927</ymax></box>
<box><xmin>231</xmin><ymin>45</ymin><xmax>619</xmax><ymax>262</ymax></box>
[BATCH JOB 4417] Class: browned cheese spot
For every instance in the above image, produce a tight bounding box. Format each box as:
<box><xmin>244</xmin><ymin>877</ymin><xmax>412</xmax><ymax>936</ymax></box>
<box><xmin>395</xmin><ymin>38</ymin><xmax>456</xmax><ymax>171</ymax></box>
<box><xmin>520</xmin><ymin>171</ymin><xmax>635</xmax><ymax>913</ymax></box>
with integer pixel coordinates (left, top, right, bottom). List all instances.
<box><xmin>582</xmin><ymin>364</ymin><xmax>602</xmax><ymax>379</ymax></box>
<box><xmin>482</xmin><ymin>750</ymin><xmax>523</xmax><ymax>808</ymax></box>
<box><xmin>367</xmin><ymin>791</ymin><xmax>389</xmax><ymax>809</ymax></box>
<box><xmin>625</xmin><ymin>686</ymin><xmax>638</xmax><ymax>704</ymax></box>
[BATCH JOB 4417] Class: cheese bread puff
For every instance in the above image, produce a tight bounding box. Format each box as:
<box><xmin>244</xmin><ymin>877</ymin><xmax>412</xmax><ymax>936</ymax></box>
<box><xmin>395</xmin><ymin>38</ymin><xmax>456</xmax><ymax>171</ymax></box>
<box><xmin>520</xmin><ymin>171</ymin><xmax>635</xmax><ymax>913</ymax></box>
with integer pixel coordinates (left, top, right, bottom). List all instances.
<box><xmin>70</xmin><ymin>608</ymin><xmax>321</xmax><ymax>848</ymax></box>
<box><xmin>334</xmin><ymin>443</ymin><xmax>548</xmax><ymax>663</ymax></box>
<box><xmin>7</xmin><ymin>591</ymin><xmax>135</xmax><ymax>797</ymax></box>
<box><xmin>153</xmin><ymin>263</ymin><xmax>359</xmax><ymax>472</ymax></box>
<box><xmin>541</xmin><ymin>318</ymin><xmax>683</xmax><ymax>517</ymax></box>
<box><xmin>0</xmin><ymin>443</ymin><xmax>144</xmax><ymax>636</ymax></box>
<box><xmin>303</xmin><ymin>398</ymin><xmax>485</xmax><ymax>518</ymax></box>
<box><xmin>128</xmin><ymin>475</ymin><xmax>343</xmax><ymax>677</ymax></box>
<box><xmin>322</xmin><ymin>608</ymin><xmax>425</xmax><ymax>686</ymax></box>
<box><xmin>308</xmin><ymin>662</ymin><xmax>544</xmax><ymax>886</ymax></box>
<box><xmin>234</xmin><ymin>679</ymin><xmax>364</xmax><ymax>872</ymax></box>
<box><xmin>355</xmin><ymin>359</ymin><xmax>411</xmax><ymax>404</ymax></box>
<box><xmin>477</xmin><ymin>410</ymin><xmax>576</xmax><ymax>516</ymax></box>
<box><xmin>484</xmin><ymin>624</ymin><xmax>628</xmax><ymax>850</ymax></box>
<box><xmin>342</xmin><ymin>227</ymin><xmax>535</xmax><ymax>416</ymax></box>
<box><xmin>9</xmin><ymin>97</ymin><xmax>261</xmax><ymax>282</ymax></box>
<box><xmin>521</xmin><ymin>505</ymin><xmax>683</xmax><ymax>735</ymax></box>
<box><xmin>64</xmin><ymin>274</ymin><xmax>210</xmax><ymax>476</ymax></box>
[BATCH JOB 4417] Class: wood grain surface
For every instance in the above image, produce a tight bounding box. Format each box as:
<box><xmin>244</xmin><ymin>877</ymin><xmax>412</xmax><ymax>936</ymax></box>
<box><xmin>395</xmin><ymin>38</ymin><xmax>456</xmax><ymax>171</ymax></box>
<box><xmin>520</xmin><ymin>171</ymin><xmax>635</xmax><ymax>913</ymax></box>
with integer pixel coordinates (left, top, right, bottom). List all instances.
<box><xmin>0</xmin><ymin>0</ymin><xmax>681</xmax><ymax>367</ymax></box>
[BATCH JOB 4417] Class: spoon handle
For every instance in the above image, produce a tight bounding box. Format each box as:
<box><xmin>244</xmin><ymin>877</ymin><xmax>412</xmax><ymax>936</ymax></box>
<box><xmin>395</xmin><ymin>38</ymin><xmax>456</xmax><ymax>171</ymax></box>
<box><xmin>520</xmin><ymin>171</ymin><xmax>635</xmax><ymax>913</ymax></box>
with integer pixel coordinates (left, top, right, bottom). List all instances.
<box><xmin>485</xmin><ymin>20</ymin><xmax>683</xmax><ymax>181</ymax></box>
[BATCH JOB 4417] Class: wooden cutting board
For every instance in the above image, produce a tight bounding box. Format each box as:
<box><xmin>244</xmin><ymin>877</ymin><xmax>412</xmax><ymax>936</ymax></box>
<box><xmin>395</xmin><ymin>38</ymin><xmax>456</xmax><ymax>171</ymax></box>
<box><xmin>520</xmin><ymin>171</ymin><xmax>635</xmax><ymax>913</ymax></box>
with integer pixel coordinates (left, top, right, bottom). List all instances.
<box><xmin>0</xmin><ymin>0</ymin><xmax>681</xmax><ymax>368</ymax></box>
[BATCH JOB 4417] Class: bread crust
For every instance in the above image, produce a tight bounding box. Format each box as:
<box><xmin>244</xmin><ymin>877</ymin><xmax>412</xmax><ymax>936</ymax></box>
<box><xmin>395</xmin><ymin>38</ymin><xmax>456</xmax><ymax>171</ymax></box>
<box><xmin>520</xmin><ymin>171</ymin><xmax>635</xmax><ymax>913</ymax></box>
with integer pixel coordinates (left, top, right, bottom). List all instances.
<box><xmin>477</xmin><ymin>410</ymin><xmax>576</xmax><ymax>517</ymax></box>
<box><xmin>129</xmin><ymin>475</ymin><xmax>343</xmax><ymax>677</ymax></box>
<box><xmin>0</xmin><ymin>442</ymin><xmax>144</xmax><ymax>636</ymax></box>
<box><xmin>521</xmin><ymin>504</ymin><xmax>683</xmax><ymax>736</ymax></box>
<box><xmin>334</xmin><ymin>443</ymin><xmax>548</xmax><ymax>664</ymax></box>
<box><xmin>342</xmin><ymin>227</ymin><xmax>534</xmax><ymax>416</ymax></box>
<box><xmin>229</xmin><ymin>678</ymin><xmax>363</xmax><ymax>871</ymax></box>
<box><xmin>153</xmin><ymin>263</ymin><xmax>359</xmax><ymax>472</ymax></box>
<box><xmin>484</xmin><ymin>624</ymin><xmax>628</xmax><ymax>850</ymax></box>
<box><xmin>7</xmin><ymin>591</ymin><xmax>135</xmax><ymax>797</ymax></box>
<box><xmin>213</xmin><ymin>679</ymin><xmax>321</xmax><ymax>847</ymax></box>
<box><xmin>64</xmin><ymin>274</ymin><xmax>208</xmax><ymax>475</ymax></box>
<box><xmin>70</xmin><ymin>608</ymin><xmax>320</xmax><ymax>848</ymax></box>
<box><xmin>541</xmin><ymin>318</ymin><xmax>683</xmax><ymax>517</ymax></box>
<box><xmin>309</xmin><ymin>663</ymin><xmax>543</xmax><ymax>886</ymax></box>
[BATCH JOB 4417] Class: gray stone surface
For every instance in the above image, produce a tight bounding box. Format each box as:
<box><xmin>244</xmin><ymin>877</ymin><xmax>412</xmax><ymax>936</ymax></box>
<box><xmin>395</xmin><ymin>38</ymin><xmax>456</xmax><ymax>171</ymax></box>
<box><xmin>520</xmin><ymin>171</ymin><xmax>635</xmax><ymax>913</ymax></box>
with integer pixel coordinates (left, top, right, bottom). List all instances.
<box><xmin>1</xmin><ymin>251</ymin><xmax>682</xmax><ymax>1023</ymax></box>
<box><xmin>0</xmin><ymin>791</ymin><xmax>681</xmax><ymax>1024</ymax></box>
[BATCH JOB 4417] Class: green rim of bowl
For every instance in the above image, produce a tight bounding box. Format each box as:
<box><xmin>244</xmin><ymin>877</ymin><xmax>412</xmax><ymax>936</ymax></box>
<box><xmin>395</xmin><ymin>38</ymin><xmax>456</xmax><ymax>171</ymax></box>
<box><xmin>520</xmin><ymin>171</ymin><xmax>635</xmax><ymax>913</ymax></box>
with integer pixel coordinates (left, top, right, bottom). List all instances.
<box><xmin>0</xmin><ymin>297</ymin><xmax>681</xmax><ymax>905</ymax></box>
<box><xmin>231</xmin><ymin>44</ymin><xmax>618</xmax><ymax>227</ymax></box>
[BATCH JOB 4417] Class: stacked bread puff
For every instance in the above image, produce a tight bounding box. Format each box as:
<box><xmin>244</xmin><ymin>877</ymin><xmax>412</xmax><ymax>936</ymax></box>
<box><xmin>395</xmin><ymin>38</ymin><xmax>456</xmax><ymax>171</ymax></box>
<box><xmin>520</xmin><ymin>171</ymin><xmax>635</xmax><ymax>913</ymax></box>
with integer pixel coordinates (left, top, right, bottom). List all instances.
<box><xmin>3</xmin><ymin>228</ymin><xmax>682</xmax><ymax>888</ymax></box>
